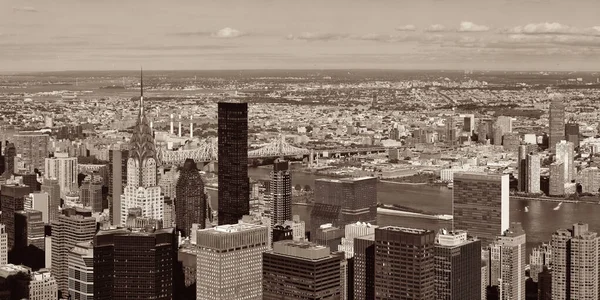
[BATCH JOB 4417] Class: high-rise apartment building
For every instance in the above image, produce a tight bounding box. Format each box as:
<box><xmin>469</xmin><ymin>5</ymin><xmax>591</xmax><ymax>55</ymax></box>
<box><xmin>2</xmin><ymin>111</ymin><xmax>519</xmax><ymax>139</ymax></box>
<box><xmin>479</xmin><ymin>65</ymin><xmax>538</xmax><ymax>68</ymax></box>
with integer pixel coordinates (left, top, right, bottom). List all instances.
<box><xmin>175</xmin><ymin>159</ymin><xmax>207</xmax><ymax>236</ymax></box>
<box><xmin>217</xmin><ymin>102</ymin><xmax>249</xmax><ymax>225</ymax></box>
<box><xmin>354</xmin><ymin>234</ymin><xmax>375</xmax><ymax>300</ymax></box>
<box><xmin>375</xmin><ymin>226</ymin><xmax>435</xmax><ymax>299</ymax></box>
<box><xmin>93</xmin><ymin>227</ymin><xmax>176</xmax><ymax>300</ymax></box>
<box><xmin>517</xmin><ymin>145</ymin><xmax>528</xmax><ymax>192</ymax></box>
<box><xmin>453</xmin><ymin>172</ymin><xmax>509</xmax><ymax>246</ymax></box>
<box><xmin>551</xmin><ymin>223</ymin><xmax>598</xmax><ymax>300</ymax></box>
<box><xmin>549</xmin><ymin>95</ymin><xmax>566</xmax><ymax>152</ymax></box>
<box><xmin>196</xmin><ymin>223</ymin><xmax>268</xmax><ymax>300</ymax></box>
<box><xmin>0</xmin><ymin>184</ymin><xmax>29</xmax><ymax>250</ymax></box>
<box><xmin>68</xmin><ymin>241</ymin><xmax>94</xmax><ymax>300</ymax></box>
<box><xmin>565</xmin><ymin>122</ymin><xmax>580</xmax><ymax>149</ymax></box>
<box><xmin>0</xmin><ymin>224</ymin><xmax>7</xmax><ymax>265</ymax></box>
<box><xmin>120</xmin><ymin>77</ymin><xmax>164</xmax><ymax>226</ymax></box>
<box><xmin>269</xmin><ymin>159</ymin><xmax>292</xmax><ymax>225</ymax></box>
<box><xmin>489</xmin><ymin>223</ymin><xmax>526</xmax><ymax>300</ymax></box>
<box><xmin>529</xmin><ymin>243</ymin><xmax>551</xmax><ymax>282</ymax></box>
<box><xmin>580</xmin><ymin>167</ymin><xmax>600</xmax><ymax>194</ymax></box>
<box><xmin>526</xmin><ymin>152</ymin><xmax>541</xmax><ymax>193</ymax></box>
<box><xmin>51</xmin><ymin>208</ymin><xmax>96</xmax><ymax>296</ymax></box>
<box><xmin>79</xmin><ymin>174</ymin><xmax>103</xmax><ymax>212</ymax></box>
<box><xmin>14</xmin><ymin>209</ymin><xmax>45</xmax><ymax>269</ymax></box>
<box><xmin>44</xmin><ymin>152</ymin><xmax>78</xmax><ymax>197</ymax></box>
<box><xmin>496</xmin><ymin>116</ymin><xmax>513</xmax><ymax>134</ymax></box>
<box><xmin>29</xmin><ymin>269</ymin><xmax>58</xmax><ymax>300</ymax></box>
<box><xmin>109</xmin><ymin>146</ymin><xmax>128</xmax><ymax>226</ymax></box>
<box><xmin>41</xmin><ymin>179</ymin><xmax>60</xmax><ymax>223</ymax></box>
<box><xmin>549</xmin><ymin>162</ymin><xmax>565</xmax><ymax>196</ymax></box>
<box><xmin>555</xmin><ymin>140</ymin><xmax>574</xmax><ymax>183</ymax></box>
<box><xmin>315</xmin><ymin>177</ymin><xmax>377</xmax><ymax>226</ymax></box>
<box><xmin>263</xmin><ymin>240</ymin><xmax>342</xmax><ymax>299</ymax></box>
<box><xmin>434</xmin><ymin>230</ymin><xmax>481</xmax><ymax>300</ymax></box>
<box><xmin>13</xmin><ymin>132</ymin><xmax>49</xmax><ymax>173</ymax></box>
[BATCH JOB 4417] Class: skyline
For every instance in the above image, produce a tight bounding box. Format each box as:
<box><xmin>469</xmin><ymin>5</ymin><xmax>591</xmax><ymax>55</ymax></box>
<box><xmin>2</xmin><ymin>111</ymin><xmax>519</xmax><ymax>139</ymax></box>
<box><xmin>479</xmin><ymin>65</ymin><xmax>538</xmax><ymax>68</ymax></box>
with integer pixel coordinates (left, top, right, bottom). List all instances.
<box><xmin>1</xmin><ymin>0</ymin><xmax>600</xmax><ymax>72</ymax></box>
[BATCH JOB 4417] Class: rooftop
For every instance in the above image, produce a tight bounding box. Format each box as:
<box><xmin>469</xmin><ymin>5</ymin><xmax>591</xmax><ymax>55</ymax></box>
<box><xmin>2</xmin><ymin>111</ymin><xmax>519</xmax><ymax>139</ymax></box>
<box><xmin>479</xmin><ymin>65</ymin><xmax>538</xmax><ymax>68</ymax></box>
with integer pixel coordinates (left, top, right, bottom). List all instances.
<box><xmin>207</xmin><ymin>223</ymin><xmax>266</xmax><ymax>234</ymax></box>
<box><xmin>379</xmin><ymin>226</ymin><xmax>433</xmax><ymax>235</ymax></box>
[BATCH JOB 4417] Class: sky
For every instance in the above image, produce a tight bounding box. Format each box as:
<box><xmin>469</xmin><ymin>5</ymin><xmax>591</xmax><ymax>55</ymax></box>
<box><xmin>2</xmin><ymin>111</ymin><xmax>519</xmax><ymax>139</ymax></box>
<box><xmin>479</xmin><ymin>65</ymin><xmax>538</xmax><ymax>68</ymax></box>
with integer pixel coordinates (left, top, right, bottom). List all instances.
<box><xmin>1</xmin><ymin>0</ymin><xmax>600</xmax><ymax>72</ymax></box>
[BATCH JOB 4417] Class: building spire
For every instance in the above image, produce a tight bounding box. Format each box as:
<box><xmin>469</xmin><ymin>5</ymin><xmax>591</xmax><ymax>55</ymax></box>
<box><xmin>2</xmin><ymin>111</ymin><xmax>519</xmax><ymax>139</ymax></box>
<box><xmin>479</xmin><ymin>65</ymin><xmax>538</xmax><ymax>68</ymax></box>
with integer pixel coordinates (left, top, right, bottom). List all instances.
<box><xmin>139</xmin><ymin>67</ymin><xmax>144</xmax><ymax>116</ymax></box>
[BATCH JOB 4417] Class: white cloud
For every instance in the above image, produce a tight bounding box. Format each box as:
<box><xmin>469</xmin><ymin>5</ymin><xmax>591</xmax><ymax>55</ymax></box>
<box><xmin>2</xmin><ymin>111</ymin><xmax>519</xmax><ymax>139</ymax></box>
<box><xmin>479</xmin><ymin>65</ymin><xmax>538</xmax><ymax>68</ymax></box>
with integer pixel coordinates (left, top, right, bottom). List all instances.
<box><xmin>286</xmin><ymin>32</ymin><xmax>348</xmax><ymax>41</ymax></box>
<box><xmin>13</xmin><ymin>6</ymin><xmax>38</xmax><ymax>13</ymax></box>
<box><xmin>458</xmin><ymin>21</ymin><xmax>490</xmax><ymax>32</ymax></box>
<box><xmin>212</xmin><ymin>27</ymin><xmax>244</xmax><ymax>38</ymax></box>
<box><xmin>510</xmin><ymin>22</ymin><xmax>572</xmax><ymax>34</ymax></box>
<box><xmin>396</xmin><ymin>25</ymin><xmax>417</xmax><ymax>32</ymax></box>
<box><xmin>426</xmin><ymin>24</ymin><xmax>447</xmax><ymax>32</ymax></box>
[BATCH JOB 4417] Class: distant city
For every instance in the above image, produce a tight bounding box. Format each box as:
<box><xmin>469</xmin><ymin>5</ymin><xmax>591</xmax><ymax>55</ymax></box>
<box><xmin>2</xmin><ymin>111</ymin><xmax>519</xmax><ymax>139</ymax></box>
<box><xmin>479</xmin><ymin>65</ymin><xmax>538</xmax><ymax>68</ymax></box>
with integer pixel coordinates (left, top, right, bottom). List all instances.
<box><xmin>1</xmin><ymin>69</ymin><xmax>600</xmax><ymax>299</ymax></box>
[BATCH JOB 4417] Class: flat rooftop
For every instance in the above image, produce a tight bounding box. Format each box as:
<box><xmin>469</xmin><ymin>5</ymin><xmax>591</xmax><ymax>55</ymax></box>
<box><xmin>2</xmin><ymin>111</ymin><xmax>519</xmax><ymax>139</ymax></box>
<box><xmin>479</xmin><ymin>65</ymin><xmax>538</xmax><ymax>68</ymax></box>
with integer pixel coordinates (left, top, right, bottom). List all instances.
<box><xmin>205</xmin><ymin>223</ymin><xmax>266</xmax><ymax>234</ymax></box>
<box><xmin>379</xmin><ymin>226</ymin><xmax>433</xmax><ymax>235</ymax></box>
<box><xmin>454</xmin><ymin>172</ymin><xmax>505</xmax><ymax>181</ymax></box>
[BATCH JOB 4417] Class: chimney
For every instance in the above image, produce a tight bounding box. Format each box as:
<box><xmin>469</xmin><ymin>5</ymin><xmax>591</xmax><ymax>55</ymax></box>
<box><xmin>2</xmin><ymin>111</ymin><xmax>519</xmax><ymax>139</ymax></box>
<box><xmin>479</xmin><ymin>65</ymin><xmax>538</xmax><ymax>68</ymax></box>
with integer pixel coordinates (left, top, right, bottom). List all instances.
<box><xmin>190</xmin><ymin>115</ymin><xmax>194</xmax><ymax>139</ymax></box>
<box><xmin>178</xmin><ymin>115</ymin><xmax>182</xmax><ymax>137</ymax></box>
<box><xmin>170</xmin><ymin>114</ymin><xmax>174</xmax><ymax>135</ymax></box>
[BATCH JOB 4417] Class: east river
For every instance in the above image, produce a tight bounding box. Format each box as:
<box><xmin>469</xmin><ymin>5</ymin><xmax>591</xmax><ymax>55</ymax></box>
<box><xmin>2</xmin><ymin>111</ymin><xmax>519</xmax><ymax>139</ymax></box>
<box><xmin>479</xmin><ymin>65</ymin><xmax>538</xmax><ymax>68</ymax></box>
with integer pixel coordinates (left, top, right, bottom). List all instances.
<box><xmin>206</xmin><ymin>165</ymin><xmax>600</xmax><ymax>257</ymax></box>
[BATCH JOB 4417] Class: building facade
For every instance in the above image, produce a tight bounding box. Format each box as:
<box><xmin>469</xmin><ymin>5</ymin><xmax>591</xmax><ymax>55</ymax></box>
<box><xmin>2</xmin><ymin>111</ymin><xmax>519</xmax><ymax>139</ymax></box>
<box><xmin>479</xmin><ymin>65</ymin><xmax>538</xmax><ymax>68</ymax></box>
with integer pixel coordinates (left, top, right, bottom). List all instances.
<box><xmin>109</xmin><ymin>147</ymin><xmax>128</xmax><ymax>226</ymax></box>
<box><xmin>549</xmin><ymin>162</ymin><xmax>565</xmax><ymax>196</ymax></box>
<box><xmin>354</xmin><ymin>234</ymin><xmax>375</xmax><ymax>300</ymax></box>
<box><xmin>555</xmin><ymin>140</ymin><xmax>574</xmax><ymax>183</ymax></box>
<box><xmin>489</xmin><ymin>223</ymin><xmax>526</xmax><ymax>300</ymax></box>
<box><xmin>44</xmin><ymin>152</ymin><xmax>78</xmax><ymax>197</ymax></box>
<box><xmin>175</xmin><ymin>159</ymin><xmax>207</xmax><ymax>237</ymax></box>
<box><xmin>29</xmin><ymin>270</ymin><xmax>58</xmax><ymax>300</ymax></box>
<box><xmin>314</xmin><ymin>177</ymin><xmax>378</xmax><ymax>226</ymax></box>
<box><xmin>269</xmin><ymin>159</ymin><xmax>292</xmax><ymax>225</ymax></box>
<box><xmin>529</xmin><ymin>243</ymin><xmax>551</xmax><ymax>282</ymax></box>
<box><xmin>526</xmin><ymin>152</ymin><xmax>541</xmax><ymax>193</ymax></box>
<box><xmin>79</xmin><ymin>174</ymin><xmax>103</xmax><ymax>212</ymax></box>
<box><xmin>13</xmin><ymin>132</ymin><xmax>49</xmax><ymax>173</ymax></box>
<box><xmin>549</xmin><ymin>96</ymin><xmax>566</xmax><ymax>152</ymax></box>
<box><xmin>434</xmin><ymin>230</ymin><xmax>481</xmax><ymax>300</ymax></box>
<box><xmin>14</xmin><ymin>209</ymin><xmax>45</xmax><ymax>269</ymax></box>
<box><xmin>0</xmin><ymin>184</ymin><xmax>29</xmax><ymax>250</ymax></box>
<box><xmin>0</xmin><ymin>224</ymin><xmax>7</xmax><ymax>265</ymax></box>
<box><xmin>41</xmin><ymin>179</ymin><xmax>60</xmax><ymax>223</ymax></box>
<box><xmin>68</xmin><ymin>241</ymin><xmax>94</xmax><ymax>300</ymax></box>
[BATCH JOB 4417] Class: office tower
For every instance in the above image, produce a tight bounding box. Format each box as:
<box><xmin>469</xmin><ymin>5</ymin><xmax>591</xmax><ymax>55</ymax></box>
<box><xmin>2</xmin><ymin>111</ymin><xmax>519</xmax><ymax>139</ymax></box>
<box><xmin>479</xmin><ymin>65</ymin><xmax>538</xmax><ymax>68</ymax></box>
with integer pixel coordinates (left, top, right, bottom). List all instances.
<box><xmin>549</xmin><ymin>162</ymin><xmax>565</xmax><ymax>196</ymax></box>
<box><xmin>217</xmin><ymin>102</ymin><xmax>249</xmax><ymax>225</ymax></box>
<box><xmin>51</xmin><ymin>208</ymin><xmax>96</xmax><ymax>296</ymax></box>
<box><xmin>196</xmin><ymin>223</ymin><xmax>268</xmax><ymax>300</ymax></box>
<box><xmin>496</xmin><ymin>116</ymin><xmax>513</xmax><ymax>134</ymax></box>
<box><xmin>549</xmin><ymin>95</ymin><xmax>566</xmax><ymax>152</ymax></box>
<box><xmin>315</xmin><ymin>177</ymin><xmax>377</xmax><ymax>226</ymax></box>
<box><xmin>68</xmin><ymin>241</ymin><xmax>93</xmax><ymax>300</ymax></box>
<box><xmin>434</xmin><ymin>230</ymin><xmax>481</xmax><ymax>300</ymax></box>
<box><xmin>502</xmin><ymin>132</ymin><xmax>521</xmax><ymax>151</ymax></box>
<box><xmin>354</xmin><ymin>234</ymin><xmax>375</xmax><ymax>300</ymax></box>
<box><xmin>490</xmin><ymin>223</ymin><xmax>526</xmax><ymax>300</ymax></box>
<box><xmin>517</xmin><ymin>145</ymin><xmax>527</xmax><ymax>192</ymax></box>
<box><xmin>375</xmin><ymin>226</ymin><xmax>435</xmax><ymax>299</ymax></box>
<box><xmin>445</xmin><ymin>116</ymin><xmax>456</xmax><ymax>146</ymax></box>
<box><xmin>338</xmin><ymin>222</ymin><xmax>377</xmax><ymax>259</ymax></box>
<box><xmin>481</xmin><ymin>259</ymin><xmax>489</xmax><ymax>300</ymax></box>
<box><xmin>263</xmin><ymin>240</ymin><xmax>342</xmax><ymax>299</ymax></box>
<box><xmin>177</xmin><ymin>245</ymin><xmax>198</xmax><ymax>299</ymax></box>
<box><xmin>93</xmin><ymin>227</ymin><xmax>176</xmax><ymax>300</ymax></box>
<box><xmin>120</xmin><ymin>73</ymin><xmax>164</xmax><ymax>226</ymax></box>
<box><xmin>40</xmin><ymin>179</ymin><xmax>60</xmax><ymax>223</ymax></box>
<box><xmin>79</xmin><ymin>174</ymin><xmax>103</xmax><ymax>212</ymax></box>
<box><xmin>14</xmin><ymin>209</ymin><xmax>45</xmax><ymax>269</ymax></box>
<box><xmin>529</xmin><ymin>243</ymin><xmax>551</xmax><ymax>282</ymax></box>
<box><xmin>269</xmin><ymin>159</ymin><xmax>292</xmax><ymax>225</ymax></box>
<box><xmin>44</xmin><ymin>152</ymin><xmax>78</xmax><ymax>197</ymax></box>
<box><xmin>175</xmin><ymin>159</ymin><xmax>206</xmax><ymax>236</ymax></box>
<box><xmin>0</xmin><ymin>224</ymin><xmax>7</xmax><ymax>265</ymax></box>
<box><xmin>526</xmin><ymin>152</ymin><xmax>540</xmax><ymax>193</ymax></box>
<box><xmin>108</xmin><ymin>147</ymin><xmax>128</xmax><ymax>225</ymax></box>
<box><xmin>462</xmin><ymin>114</ymin><xmax>475</xmax><ymax>135</ymax></box>
<box><xmin>551</xmin><ymin>223</ymin><xmax>598</xmax><ymax>300</ymax></box>
<box><xmin>313</xmin><ymin>224</ymin><xmax>344</xmax><ymax>251</ymax></box>
<box><xmin>29</xmin><ymin>270</ymin><xmax>58</xmax><ymax>300</ymax></box>
<box><xmin>581</xmin><ymin>167</ymin><xmax>600</xmax><ymax>194</ymax></box>
<box><xmin>556</xmin><ymin>140</ymin><xmax>574</xmax><ymax>183</ymax></box>
<box><xmin>158</xmin><ymin>166</ymin><xmax>178</xmax><ymax>200</ymax></box>
<box><xmin>0</xmin><ymin>184</ymin><xmax>29</xmax><ymax>250</ymax></box>
<box><xmin>1</xmin><ymin>142</ymin><xmax>15</xmax><ymax>177</ymax></box>
<box><xmin>28</xmin><ymin>192</ymin><xmax>49</xmax><ymax>223</ymax></box>
<box><xmin>492</xmin><ymin>123</ymin><xmax>504</xmax><ymax>146</ymax></box>
<box><xmin>538</xmin><ymin>267</ymin><xmax>552</xmax><ymax>300</ymax></box>
<box><xmin>163</xmin><ymin>198</ymin><xmax>174</xmax><ymax>227</ymax></box>
<box><xmin>13</xmin><ymin>132</ymin><xmax>49</xmax><ymax>173</ymax></box>
<box><xmin>565</xmin><ymin>122</ymin><xmax>580</xmax><ymax>149</ymax></box>
<box><xmin>310</xmin><ymin>203</ymin><xmax>342</xmax><ymax>234</ymax></box>
<box><xmin>453</xmin><ymin>173</ymin><xmax>509</xmax><ymax>246</ymax></box>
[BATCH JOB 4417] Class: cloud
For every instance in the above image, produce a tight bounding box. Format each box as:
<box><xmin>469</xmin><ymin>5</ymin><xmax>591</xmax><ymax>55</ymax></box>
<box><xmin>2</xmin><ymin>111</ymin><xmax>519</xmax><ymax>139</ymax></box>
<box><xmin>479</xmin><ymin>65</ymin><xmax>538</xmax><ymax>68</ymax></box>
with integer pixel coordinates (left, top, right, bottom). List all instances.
<box><xmin>286</xmin><ymin>32</ymin><xmax>349</xmax><ymax>41</ymax></box>
<box><xmin>507</xmin><ymin>22</ymin><xmax>600</xmax><ymax>36</ymax></box>
<box><xmin>396</xmin><ymin>25</ymin><xmax>417</xmax><ymax>32</ymax></box>
<box><xmin>458</xmin><ymin>21</ymin><xmax>490</xmax><ymax>32</ymax></box>
<box><xmin>426</xmin><ymin>24</ymin><xmax>448</xmax><ymax>32</ymax></box>
<box><xmin>13</xmin><ymin>6</ymin><xmax>38</xmax><ymax>13</ymax></box>
<box><xmin>211</xmin><ymin>27</ymin><xmax>245</xmax><ymax>38</ymax></box>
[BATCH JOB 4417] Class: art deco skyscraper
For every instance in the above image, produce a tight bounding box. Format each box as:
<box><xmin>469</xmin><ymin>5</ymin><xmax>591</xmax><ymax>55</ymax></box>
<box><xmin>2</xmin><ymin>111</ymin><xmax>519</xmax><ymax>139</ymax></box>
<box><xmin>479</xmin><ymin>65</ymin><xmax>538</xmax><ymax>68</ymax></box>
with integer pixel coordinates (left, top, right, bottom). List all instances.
<box><xmin>120</xmin><ymin>71</ymin><xmax>164</xmax><ymax>225</ymax></box>
<box><xmin>551</xmin><ymin>223</ymin><xmax>598</xmax><ymax>300</ymax></box>
<box><xmin>549</xmin><ymin>95</ymin><xmax>565</xmax><ymax>152</ymax></box>
<box><xmin>453</xmin><ymin>172</ymin><xmax>509</xmax><ymax>246</ymax></box>
<box><xmin>175</xmin><ymin>159</ymin><xmax>207</xmax><ymax>236</ymax></box>
<box><xmin>269</xmin><ymin>159</ymin><xmax>292</xmax><ymax>225</ymax></box>
<box><xmin>217</xmin><ymin>102</ymin><xmax>249</xmax><ymax>225</ymax></box>
<box><xmin>434</xmin><ymin>230</ymin><xmax>481</xmax><ymax>300</ymax></box>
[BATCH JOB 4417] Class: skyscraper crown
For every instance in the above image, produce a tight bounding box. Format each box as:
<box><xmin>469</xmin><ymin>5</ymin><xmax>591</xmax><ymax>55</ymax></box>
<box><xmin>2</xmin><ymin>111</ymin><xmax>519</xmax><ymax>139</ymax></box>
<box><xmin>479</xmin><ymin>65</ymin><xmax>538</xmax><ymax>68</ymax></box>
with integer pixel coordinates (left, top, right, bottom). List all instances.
<box><xmin>129</xmin><ymin>68</ymin><xmax>156</xmax><ymax>163</ymax></box>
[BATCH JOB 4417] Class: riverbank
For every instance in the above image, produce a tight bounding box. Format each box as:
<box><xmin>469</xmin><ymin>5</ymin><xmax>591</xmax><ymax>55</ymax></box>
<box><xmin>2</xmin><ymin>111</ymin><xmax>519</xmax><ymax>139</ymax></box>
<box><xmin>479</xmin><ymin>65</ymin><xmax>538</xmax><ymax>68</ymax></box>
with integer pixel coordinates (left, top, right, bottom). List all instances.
<box><xmin>510</xmin><ymin>195</ymin><xmax>600</xmax><ymax>204</ymax></box>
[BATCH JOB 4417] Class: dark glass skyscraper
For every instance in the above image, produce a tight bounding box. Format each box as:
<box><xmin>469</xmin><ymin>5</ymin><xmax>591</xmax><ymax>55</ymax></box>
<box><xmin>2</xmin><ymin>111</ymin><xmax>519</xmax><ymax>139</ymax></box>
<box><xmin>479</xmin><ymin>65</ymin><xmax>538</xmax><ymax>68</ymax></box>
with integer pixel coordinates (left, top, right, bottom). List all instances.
<box><xmin>434</xmin><ymin>230</ymin><xmax>481</xmax><ymax>300</ymax></box>
<box><xmin>217</xmin><ymin>102</ymin><xmax>249</xmax><ymax>225</ymax></box>
<box><xmin>0</xmin><ymin>184</ymin><xmax>29</xmax><ymax>250</ymax></box>
<box><xmin>1</xmin><ymin>142</ymin><xmax>15</xmax><ymax>178</ymax></box>
<box><xmin>175</xmin><ymin>159</ymin><xmax>207</xmax><ymax>236</ymax></box>
<box><xmin>314</xmin><ymin>177</ymin><xmax>377</xmax><ymax>225</ymax></box>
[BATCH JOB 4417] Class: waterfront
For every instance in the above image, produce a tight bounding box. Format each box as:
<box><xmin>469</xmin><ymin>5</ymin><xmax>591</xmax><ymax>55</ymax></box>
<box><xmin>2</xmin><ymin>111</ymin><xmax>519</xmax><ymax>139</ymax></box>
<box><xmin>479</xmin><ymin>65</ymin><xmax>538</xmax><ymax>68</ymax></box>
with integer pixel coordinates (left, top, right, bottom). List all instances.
<box><xmin>206</xmin><ymin>166</ymin><xmax>600</xmax><ymax>256</ymax></box>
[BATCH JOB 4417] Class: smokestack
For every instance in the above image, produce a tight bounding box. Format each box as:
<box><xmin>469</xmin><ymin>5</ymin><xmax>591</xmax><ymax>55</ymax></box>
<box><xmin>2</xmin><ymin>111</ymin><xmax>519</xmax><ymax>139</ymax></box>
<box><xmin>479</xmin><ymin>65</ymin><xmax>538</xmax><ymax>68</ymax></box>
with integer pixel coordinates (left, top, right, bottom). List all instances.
<box><xmin>150</xmin><ymin>120</ymin><xmax>153</xmax><ymax>130</ymax></box>
<box><xmin>178</xmin><ymin>114</ymin><xmax>182</xmax><ymax>137</ymax></box>
<box><xmin>190</xmin><ymin>115</ymin><xmax>194</xmax><ymax>139</ymax></box>
<box><xmin>170</xmin><ymin>114</ymin><xmax>174</xmax><ymax>135</ymax></box>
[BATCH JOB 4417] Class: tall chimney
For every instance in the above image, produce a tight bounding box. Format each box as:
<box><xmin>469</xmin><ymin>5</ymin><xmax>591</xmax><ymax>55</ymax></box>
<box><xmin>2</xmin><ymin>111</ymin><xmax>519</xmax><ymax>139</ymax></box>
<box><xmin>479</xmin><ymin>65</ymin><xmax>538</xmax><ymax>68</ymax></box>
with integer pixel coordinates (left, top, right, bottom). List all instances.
<box><xmin>189</xmin><ymin>115</ymin><xmax>194</xmax><ymax>139</ymax></box>
<box><xmin>150</xmin><ymin>120</ymin><xmax>153</xmax><ymax>131</ymax></box>
<box><xmin>178</xmin><ymin>114</ymin><xmax>182</xmax><ymax>137</ymax></box>
<box><xmin>170</xmin><ymin>114</ymin><xmax>174</xmax><ymax>135</ymax></box>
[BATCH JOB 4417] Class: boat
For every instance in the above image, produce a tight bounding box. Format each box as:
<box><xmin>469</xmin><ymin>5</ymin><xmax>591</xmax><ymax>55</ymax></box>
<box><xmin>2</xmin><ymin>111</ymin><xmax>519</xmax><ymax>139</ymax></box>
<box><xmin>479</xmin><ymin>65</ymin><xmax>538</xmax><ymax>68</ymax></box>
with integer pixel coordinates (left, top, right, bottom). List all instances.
<box><xmin>553</xmin><ymin>202</ymin><xmax>563</xmax><ymax>211</ymax></box>
<box><xmin>524</xmin><ymin>206</ymin><xmax>529</xmax><ymax>212</ymax></box>
<box><xmin>447</xmin><ymin>182</ymin><xmax>453</xmax><ymax>189</ymax></box>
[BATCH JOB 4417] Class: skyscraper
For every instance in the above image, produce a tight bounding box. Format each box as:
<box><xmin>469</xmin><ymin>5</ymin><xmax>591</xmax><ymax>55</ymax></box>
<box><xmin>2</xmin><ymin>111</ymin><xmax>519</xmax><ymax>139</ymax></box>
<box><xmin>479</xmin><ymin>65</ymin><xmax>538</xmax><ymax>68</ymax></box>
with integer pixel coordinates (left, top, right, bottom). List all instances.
<box><xmin>555</xmin><ymin>140</ymin><xmax>574</xmax><ymax>183</ymax></box>
<box><xmin>263</xmin><ymin>240</ymin><xmax>342</xmax><ymax>299</ymax></box>
<box><xmin>68</xmin><ymin>241</ymin><xmax>94</xmax><ymax>300</ymax></box>
<box><xmin>496</xmin><ymin>116</ymin><xmax>513</xmax><ymax>134</ymax></box>
<box><xmin>489</xmin><ymin>223</ymin><xmax>526</xmax><ymax>300</ymax></box>
<box><xmin>120</xmin><ymin>72</ymin><xmax>164</xmax><ymax>226</ymax></box>
<box><xmin>1</xmin><ymin>142</ymin><xmax>15</xmax><ymax>178</ymax></box>
<box><xmin>175</xmin><ymin>158</ymin><xmax>207</xmax><ymax>236</ymax></box>
<box><xmin>581</xmin><ymin>167</ymin><xmax>600</xmax><ymax>194</ymax></box>
<box><xmin>79</xmin><ymin>174</ymin><xmax>103</xmax><ymax>212</ymax></box>
<box><xmin>14</xmin><ymin>209</ymin><xmax>45</xmax><ymax>269</ymax></box>
<box><xmin>551</xmin><ymin>223</ymin><xmax>598</xmax><ymax>300</ymax></box>
<box><xmin>40</xmin><ymin>179</ymin><xmax>60</xmax><ymax>223</ymax></box>
<box><xmin>0</xmin><ymin>184</ymin><xmax>29</xmax><ymax>250</ymax></box>
<box><xmin>375</xmin><ymin>226</ymin><xmax>435</xmax><ymax>299</ymax></box>
<box><xmin>0</xmin><ymin>224</ymin><xmax>7</xmax><ymax>265</ymax></box>
<box><xmin>453</xmin><ymin>172</ymin><xmax>509</xmax><ymax>246</ymax></box>
<box><xmin>44</xmin><ymin>152</ymin><xmax>78</xmax><ymax>197</ymax></box>
<box><xmin>51</xmin><ymin>207</ymin><xmax>96</xmax><ymax>296</ymax></box>
<box><xmin>549</xmin><ymin>95</ymin><xmax>566</xmax><ymax>152</ymax></box>
<box><xmin>314</xmin><ymin>177</ymin><xmax>377</xmax><ymax>225</ymax></box>
<box><xmin>529</xmin><ymin>243</ymin><xmax>551</xmax><ymax>282</ymax></box>
<box><xmin>549</xmin><ymin>162</ymin><xmax>565</xmax><ymax>196</ymax></box>
<box><xmin>517</xmin><ymin>145</ymin><xmax>527</xmax><ymax>192</ymax></box>
<box><xmin>526</xmin><ymin>152</ymin><xmax>540</xmax><ymax>193</ymax></box>
<box><xmin>93</xmin><ymin>227</ymin><xmax>177</xmax><ymax>300</ymax></box>
<box><xmin>109</xmin><ymin>146</ymin><xmax>128</xmax><ymax>226</ymax></box>
<box><xmin>217</xmin><ymin>102</ymin><xmax>249</xmax><ymax>225</ymax></box>
<box><xmin>196</xmin><ymin>223</ymin><xmax>268</xmax><ymax>300</ymax></box>
<box><xmin>269</xmin><ymin>159</ymin><xmax>292</xmax><ymax>225</ymax></box>
<box><xmin>13</xmin><ymin>132</ymin><xmax>50</xmax><ymax>173</ymax></box>
<box><xmin>565</xmin><ymin>122</ymin><xmax>580</xmax><ymax>149</ymax></box>
<box><xmin>434</xmin><ymin>230</ymin><xmax>481</xmax><ymax>300</ymax></box>
<box><xmin>354</xmin><ymin>234</ymin><xmax>375</xmax><ymax>300</ymax></box>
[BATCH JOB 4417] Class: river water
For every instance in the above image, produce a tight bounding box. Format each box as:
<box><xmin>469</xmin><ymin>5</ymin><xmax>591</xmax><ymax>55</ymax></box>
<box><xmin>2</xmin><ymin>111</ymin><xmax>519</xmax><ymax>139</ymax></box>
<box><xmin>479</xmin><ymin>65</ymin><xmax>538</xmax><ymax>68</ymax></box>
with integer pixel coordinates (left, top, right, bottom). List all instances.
<box><xmin>206</xmin><ymin>165</ymin><xmax>600</xmax><ymax>257</ymax></box>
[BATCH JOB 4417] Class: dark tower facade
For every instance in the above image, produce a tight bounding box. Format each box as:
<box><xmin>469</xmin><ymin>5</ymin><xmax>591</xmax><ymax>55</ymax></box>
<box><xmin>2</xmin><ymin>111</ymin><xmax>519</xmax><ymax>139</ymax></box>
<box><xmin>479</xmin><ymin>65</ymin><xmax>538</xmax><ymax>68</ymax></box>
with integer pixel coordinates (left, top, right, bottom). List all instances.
<box><xmin>0</xmin><ymin>184</ymin><xmax>29</xmax><ymax>250</ymax></box>
<box><xmin>2</xmin><ymin>142</ymin><xmax>16</xmax><ymax>178</ymax></box>
<box><xmin>270</xmin><ymin>159</ymin><xmax>292</xmax><ymax>225</ymax></box>
<box><xmin>109</xmin><ymin>147</ymin><xmax>128</xmax><ymax>225</ymax></box>
<box><xmin>175</xmin><ymin>159</ymin><xmax>207</xmax><ymax>236</ymax></box>
<box><xmin>94</xmin><ymin>227</ymin><xmax>177</xmax><ymax>300</ymax></box>
<box><xmin>217</xmin><ymin>102</ymin><xmax>249</xmax><ymax>225</ymax></box>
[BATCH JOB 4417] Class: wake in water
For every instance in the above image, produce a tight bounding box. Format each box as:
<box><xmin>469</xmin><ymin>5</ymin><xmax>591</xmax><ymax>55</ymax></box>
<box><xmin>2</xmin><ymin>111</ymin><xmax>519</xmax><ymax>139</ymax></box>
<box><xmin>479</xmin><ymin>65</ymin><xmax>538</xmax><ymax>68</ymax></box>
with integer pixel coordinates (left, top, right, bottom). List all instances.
<box><xmin>524</xmin><ymin>206</ymin><xmax>529</xmax><ymax>212</ymax></box>
<box><xmin>553</xmin><ymin>202</ymin><xmax>563</xmax><ymax>211</ymax></box>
